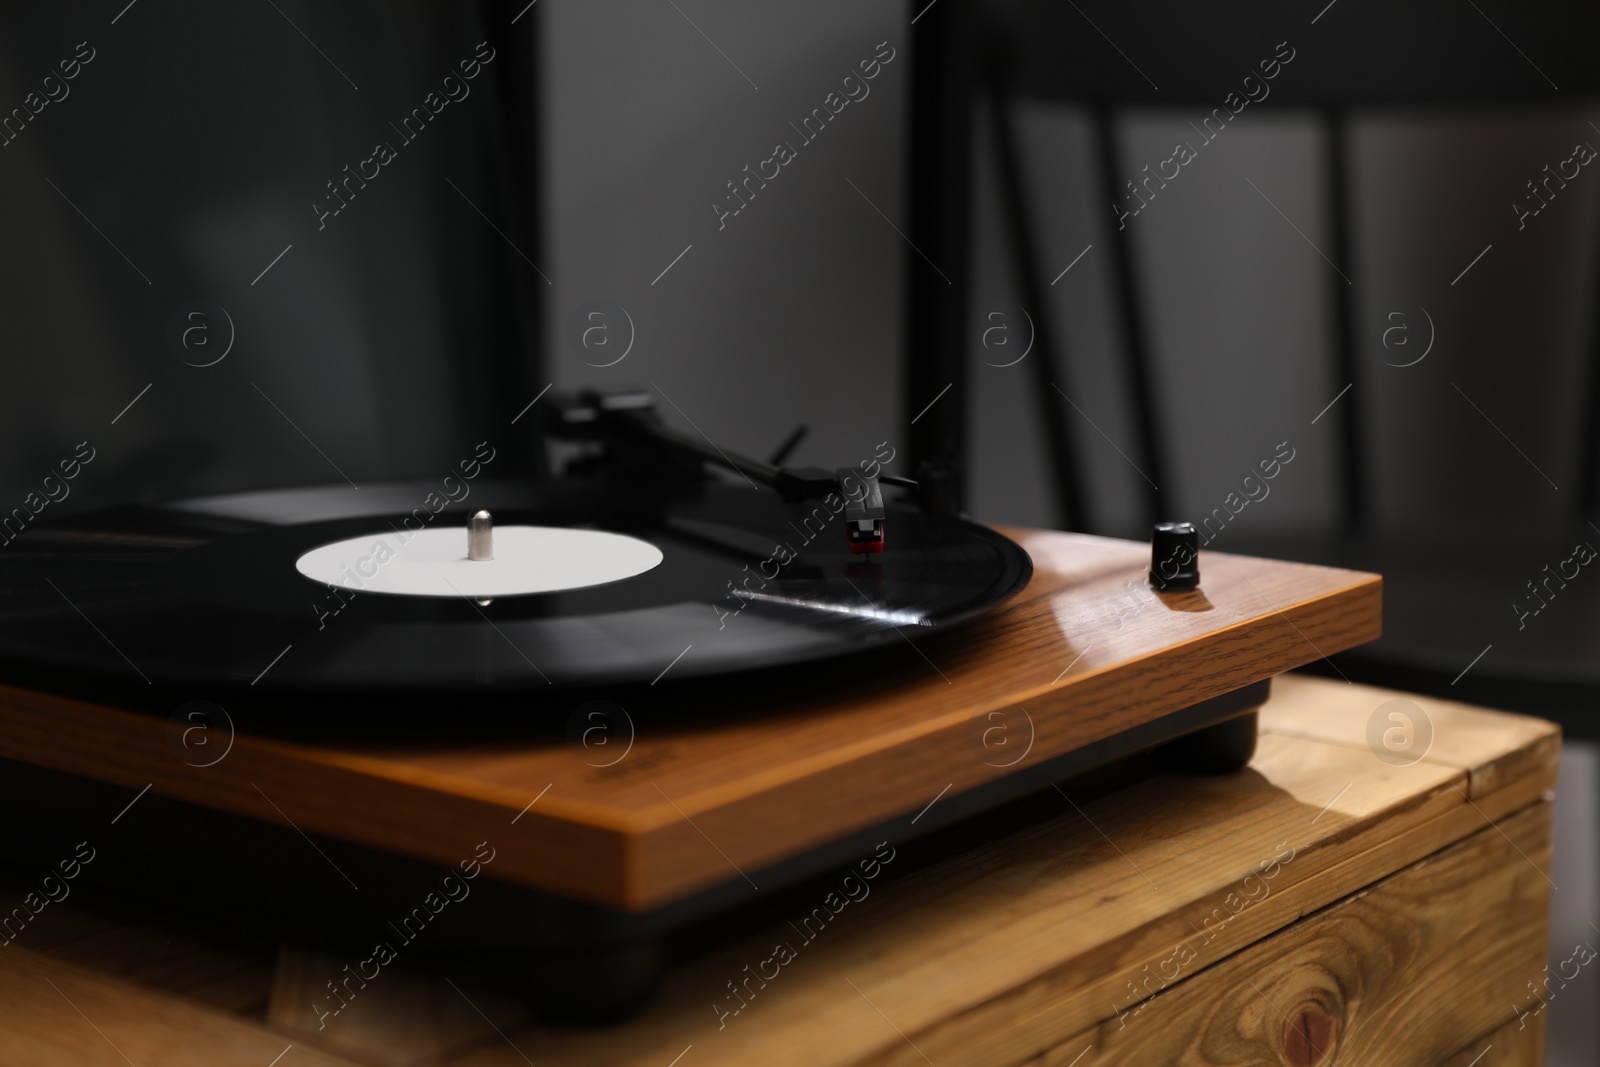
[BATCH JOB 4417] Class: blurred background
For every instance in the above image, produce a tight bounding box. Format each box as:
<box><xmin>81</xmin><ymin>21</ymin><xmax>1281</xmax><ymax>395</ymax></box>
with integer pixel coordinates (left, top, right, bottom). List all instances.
<box><xmin>0</xmin><ymin>0</ymin><xmax>1594</xmax><ymax>1057</ymax></box>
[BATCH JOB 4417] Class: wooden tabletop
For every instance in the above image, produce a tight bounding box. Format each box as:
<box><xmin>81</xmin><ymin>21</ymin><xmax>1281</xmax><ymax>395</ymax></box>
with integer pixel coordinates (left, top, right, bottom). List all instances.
<box><xmin>0</xmin><ymin>529</ymin><xmax>1382</xmax><ymax>911</ymax></box>
<box><xmin>0</xmin><ymin>674</ymin><xmax>1558</xmax><ymax>1067</ymax></box>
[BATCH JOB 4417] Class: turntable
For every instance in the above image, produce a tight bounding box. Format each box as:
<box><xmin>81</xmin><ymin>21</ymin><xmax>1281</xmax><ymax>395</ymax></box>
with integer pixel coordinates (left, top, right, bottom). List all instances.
<box><xmin>0</xmin><ymin>389</ymin><xmax>1381</xmax><ymax>1019</ymax></box>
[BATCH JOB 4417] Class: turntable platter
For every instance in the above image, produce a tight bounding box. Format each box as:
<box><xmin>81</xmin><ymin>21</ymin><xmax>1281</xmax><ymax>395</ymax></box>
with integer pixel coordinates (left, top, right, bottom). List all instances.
<box><xmin>0</xmin><ymin>479</ymin><xmax>1031</xmax><ymax>691</ymax></box>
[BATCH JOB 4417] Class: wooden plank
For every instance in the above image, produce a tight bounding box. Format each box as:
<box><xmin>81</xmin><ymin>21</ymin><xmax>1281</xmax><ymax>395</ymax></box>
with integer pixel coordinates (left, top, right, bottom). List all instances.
<box><xmin>876</xmin><ymin>761</ymin><xmax>1557</xmax><ymax>1067</ymax></box>
<box><xmin>444</xmin><ymin>793</ymin><xmax>1552</xmax><ymax>1067</ymax></box>
<box><xmin>1438</xmin><ymin>1014</ymin><xmax>1544</xmax><ymax>1066</ymax></box>
<box><xmin>0</xmin><ymin>533</ymin><xmax>1382</xmax><ymax>911</ymax></box>
<box><xmin>1020</xmin><ymin>970</ymin><xmax>1549</xmax><ymax>1067</ymax></box>
<box><xmin>1264</xmin><ymin>673</ymin><xmax>1561</xmax><ymax>798</ymax></box>
<box><xmin>0</xmin><ymin>861</ymin><xmax>277</xmax><ymax>1017</ymax></box>
<box><xmin>436</xmin><ymin>697</ymin><xmax>1554</xmax><ymax>1067</ymax></box>
<box><xmin>0</xmin><ymin>943</ymin><xmax>362</xmax><ymax>1067</ymax></box>
<box><xmin>267</xmin><ymin>945</ymin><xmax>532</xmax><ymax>1067</ymax></box>
<box><xmin>1019</xmin><ymin>803</ymin><xmax>1551</xmax><ymax>1067</ymax></box>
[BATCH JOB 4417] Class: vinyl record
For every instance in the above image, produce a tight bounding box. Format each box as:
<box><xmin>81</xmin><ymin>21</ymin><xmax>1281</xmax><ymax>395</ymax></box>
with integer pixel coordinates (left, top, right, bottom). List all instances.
<box><xmin>0</xmin><ymin>479</ymin><xmax>1031</xmax><ymax>691</ymax></box>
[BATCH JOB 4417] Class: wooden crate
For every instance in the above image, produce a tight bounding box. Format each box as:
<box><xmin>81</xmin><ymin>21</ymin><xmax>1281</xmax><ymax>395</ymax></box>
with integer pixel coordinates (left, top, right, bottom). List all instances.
<box><xmin>0</xmin><ymin>675</ymin><xmax>1557</xmax><ymax>1066</ymax></box>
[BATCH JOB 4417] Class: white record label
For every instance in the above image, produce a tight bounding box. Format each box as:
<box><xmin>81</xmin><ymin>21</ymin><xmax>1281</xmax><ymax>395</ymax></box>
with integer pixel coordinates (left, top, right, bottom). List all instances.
<box><xmin>294</xmin><ymin>525</ymin><xmax>664</xmax><ymax>598</ymax></box>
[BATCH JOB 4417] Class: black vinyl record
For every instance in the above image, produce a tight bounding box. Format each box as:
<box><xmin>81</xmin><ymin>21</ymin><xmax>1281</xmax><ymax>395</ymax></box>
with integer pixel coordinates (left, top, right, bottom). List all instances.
<box><xmin>0</xmin><ymin>479</ymin><xmax>1031</xmax><ymax>693</ymax></box>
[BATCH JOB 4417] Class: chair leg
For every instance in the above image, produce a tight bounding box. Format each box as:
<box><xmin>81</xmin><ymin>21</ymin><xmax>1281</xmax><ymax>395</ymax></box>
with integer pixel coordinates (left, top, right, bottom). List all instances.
<box><xmin>986</xmin><ymin>79</ymin><xmax>1089</xmax><ymax>530</ymax></box>
<box><xmin>1324</xmin><ymin>108</ymin><xmax>1364</xmax><ymax>531</ymax></box>
<box><xmin>1092</xmin><ymin>104</ymin><xmax>1165</xmax><ymax>530</ymax></box>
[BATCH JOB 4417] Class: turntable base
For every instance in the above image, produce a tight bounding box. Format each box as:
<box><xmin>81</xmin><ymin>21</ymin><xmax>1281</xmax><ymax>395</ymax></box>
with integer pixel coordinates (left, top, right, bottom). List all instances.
<box><xmin>0</xmin><ymin>529</ymin><xmax>1377</xmax><ymax>896</ymax></box>
<box><xmin>0</xmin><ymin>527</ymin><xmax>1383</xmax><ymax>1013</ymax></box>
<box><xmin>0</xmin><ymin>676</ymin><xmax>1556</xmax><ymax>1066</ymax></box>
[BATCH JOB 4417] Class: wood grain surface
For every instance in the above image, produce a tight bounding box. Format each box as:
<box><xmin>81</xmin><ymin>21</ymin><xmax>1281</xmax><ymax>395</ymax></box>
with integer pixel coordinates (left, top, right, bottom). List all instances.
<box><xmin>0</xmin><ymin>862</ymin><xmax>277</xmax><ymax>1017</ymax></box>
<box><xmin>0</xmin><ymin>945</ymin><xmax>360</xmax><ymax>1067</ymax></box>
<box><xmin>268</xmin><ymin>946</ymin><xmax>532</xmax><ymax>1067</ymax></box>
<box><xmin>0</xmin><ymin>675</ymin><xmax>1556</xmax><ymax>1067</ymax></box>
<box><xmin>444</xmin><ymin>676</ymin><xmax>1548</xmax><ymax>1067</ymax></box>
<box><xmin>1032</xmin><ymin>804</ymin><xmax>1551</xmax><ymax>1066</ymax></box>
<box><xmin>1265</xmin><ymin>673</ymin><xmax>1561</xmax><ymax>798</ymax></box>
<box><xmin>0</xmin><ymin>530</ymin><xmax>1382</xmax><ymax>910</ymax></box>
<box><xmin>1439</xmin><ymin>1014</ymin><xmax>1545</xmax><ymax>1066</ymax></box>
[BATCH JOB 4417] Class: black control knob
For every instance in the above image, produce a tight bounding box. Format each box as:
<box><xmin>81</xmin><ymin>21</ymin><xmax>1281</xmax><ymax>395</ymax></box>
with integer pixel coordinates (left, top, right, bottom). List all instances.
<box><xmin>1149</xmin><ymin>522</ymin><xmax>1200</xmax><ymax>591</ymax></box>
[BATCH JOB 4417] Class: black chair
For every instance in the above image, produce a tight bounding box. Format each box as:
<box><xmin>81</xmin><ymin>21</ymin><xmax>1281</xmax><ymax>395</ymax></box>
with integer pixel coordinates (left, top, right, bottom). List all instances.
<box><xmin>904</xmin><ymin>0</ymin><xmax>1600</xmax><ymax>737</ymax></box>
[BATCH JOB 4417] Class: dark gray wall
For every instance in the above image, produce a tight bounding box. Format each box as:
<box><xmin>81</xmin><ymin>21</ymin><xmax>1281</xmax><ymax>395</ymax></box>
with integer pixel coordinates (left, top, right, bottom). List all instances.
<box><xmin>4</xmin><ymin>1</ymin><xmax>1594</xmax><ymax>545</ymax></box>
<box><xmin>0</xmin><ymin>1</ymin><xmax>534</xmax><ymax>513</ymax></box>
<box><xmin>541</xmin><ymin>0</ymin><xmax>906</xmax><ymax>478</ymax></box>
<box><xmin>544</xmin><ymin>3</ymin><xmax>1600</xmax><ymax>543</ymax></box>
<box><xmin>967</xmin><ymin>102</ymin><xmax>1600</xmax><ymax>538</ymax></box>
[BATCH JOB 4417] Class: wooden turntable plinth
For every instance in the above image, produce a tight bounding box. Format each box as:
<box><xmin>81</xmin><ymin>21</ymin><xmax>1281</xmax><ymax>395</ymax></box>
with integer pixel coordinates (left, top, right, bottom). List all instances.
<box><xmin>0</xmin><ymin>529</ymin><xmax>1380</xmax><ymax>916</ymax></box>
